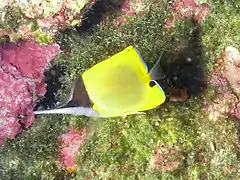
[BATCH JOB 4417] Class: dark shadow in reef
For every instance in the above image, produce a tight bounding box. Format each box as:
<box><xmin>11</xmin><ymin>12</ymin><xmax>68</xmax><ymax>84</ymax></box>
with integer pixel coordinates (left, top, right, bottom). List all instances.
<box><xmin>159</xmin><ymin>24</ymin><xmax>206</xmax><ymax>97</ymax></box>
<box><xmin>58</xmin><ymin>0</ymin><xmax>127</xmax><ymax>36</ymax></box>
<box><xmin>77</xmin><ymin>0</ymin><xmax>127</xmax><ymax>33</ymax></box>
<box><xmin>34</xmin><ymin>64</ymin><xmax>67</xmax><ymax>110</ymax></box>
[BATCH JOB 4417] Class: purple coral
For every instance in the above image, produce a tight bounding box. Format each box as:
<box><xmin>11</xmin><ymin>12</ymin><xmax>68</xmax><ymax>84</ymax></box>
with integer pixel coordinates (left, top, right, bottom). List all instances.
<box><xmin>0</xmin><ymin>40</ymin><xmax>61</xmax><ymax>146</ymax></box>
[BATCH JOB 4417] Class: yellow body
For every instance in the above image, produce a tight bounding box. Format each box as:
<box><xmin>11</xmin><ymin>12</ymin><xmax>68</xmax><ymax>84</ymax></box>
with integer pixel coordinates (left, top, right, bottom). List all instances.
<box><xmin>82</xmin><ymin>46</ymin><xmax>165</xmax><ymax>117</ymax></box>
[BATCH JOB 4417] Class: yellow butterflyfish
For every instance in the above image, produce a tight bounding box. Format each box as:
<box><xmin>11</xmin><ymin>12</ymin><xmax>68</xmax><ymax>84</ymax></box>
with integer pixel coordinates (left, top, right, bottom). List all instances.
<box><xmin>34</xmin><ymin>46</ymin><xmax>166</xmax><ymax>117</ymax></box>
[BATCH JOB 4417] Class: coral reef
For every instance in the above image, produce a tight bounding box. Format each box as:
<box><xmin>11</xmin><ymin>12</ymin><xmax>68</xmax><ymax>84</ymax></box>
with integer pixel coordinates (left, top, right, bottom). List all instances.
<box><xmin>0</xmin><ymin>0</ymin><xmax>90</xmax><ymax>43</ymax></box>
<box><xmin>165</xmin><ymin>0</ymin><xmax>210</xmax><ymax>28</ymax></box>
<box><xmin>0</xmin><ymin>0</ymin><xmax>240</xmax><ymax>179</ymax></box>
<box><xmin>0</xmin><ymin>40</ymin><xmax>60</xmax><ymax>146</ymax></box>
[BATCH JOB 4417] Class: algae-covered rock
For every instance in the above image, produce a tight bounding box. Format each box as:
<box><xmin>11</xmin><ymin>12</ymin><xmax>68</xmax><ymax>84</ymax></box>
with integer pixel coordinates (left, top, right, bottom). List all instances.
<box><xmin>0</xmin><ymin>0</ymin><xmax>90</xmax><ymax>44</ymax></box>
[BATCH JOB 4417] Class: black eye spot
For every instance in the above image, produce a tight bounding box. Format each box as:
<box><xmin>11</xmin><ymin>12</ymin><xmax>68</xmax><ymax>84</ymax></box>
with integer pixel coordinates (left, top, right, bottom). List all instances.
<box><xmin>149</xmin><ymin>81</ymin><xmax>156</xmax><ymax>87</ymax></box>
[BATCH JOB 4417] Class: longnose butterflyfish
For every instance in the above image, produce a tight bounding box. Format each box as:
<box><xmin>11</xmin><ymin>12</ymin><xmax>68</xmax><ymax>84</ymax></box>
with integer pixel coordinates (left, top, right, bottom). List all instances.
<box><xmin>34</xmin><ymin>46</ymin><xmax>166</xmax><ymax>117</ymax></box>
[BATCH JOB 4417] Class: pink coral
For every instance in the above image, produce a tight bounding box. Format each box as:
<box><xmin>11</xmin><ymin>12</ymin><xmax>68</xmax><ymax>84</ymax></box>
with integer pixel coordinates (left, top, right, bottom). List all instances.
<box><xmin>205</xmin><ymin>72</ymin><xmax>235</xmax><ymax>120</ymax></box>
<box><xmin>37</xmin><ymin>1</ymin><xmax>69</xmax><ymax>32</ymax></box>
<box><xmin>38</xmin><ymin>4</ymin><xmax>68</xmax><ymax>32</ymax></box>
<box><xmin>193</xmin><ymin>3</ymin><xmax>210</xmax><ymax>23</ymax></box>
<box><xmin>205</xmin><ymin>46</ymin><xmax>240</xmax><ymax>120</ymax></box>
<box><xmin>120</xmin><ymin>0</ymin><xmax>137</xmax><ymax>15</ymax></box>
<box><xmin>58</xmin><ymin>126</ymin><xmax>86</xmax><ymax>172</ymax></box>
<box><xmin>165</xmin><ymin>0</ymin><xmax>210</xmax><ymax>28</ymax></box>
<box><xmin>114</xmin><ymin>0</ymin><xmax>145</xmax><ymax>26</ymax></box>
<box><xmin>0</xmin><ymin>40</ymin><xmax>60</xmax><ymax>146</ymax></box>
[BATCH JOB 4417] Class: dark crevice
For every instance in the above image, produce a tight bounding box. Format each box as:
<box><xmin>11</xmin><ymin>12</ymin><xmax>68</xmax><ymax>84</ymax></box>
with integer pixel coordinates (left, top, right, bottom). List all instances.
<box><xmin>77</xmin><ymin>0</ymin><xmax>127</xmax><ymax>32</ymax></box>
<box><xmin>34</xmin><ymin>64</ymin><xmax>67</xmax><ymax>110</ymax></box>
<box><xmin>161</xmin><ymin>24</ymin><xmax>207</xmax><ymax>97</ymax></box>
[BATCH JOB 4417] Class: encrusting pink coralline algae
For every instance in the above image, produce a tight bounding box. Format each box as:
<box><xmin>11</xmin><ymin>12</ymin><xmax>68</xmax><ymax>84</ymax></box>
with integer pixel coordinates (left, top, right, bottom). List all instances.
<box><xmin>58</xmin><ymin>126</ymin><xmax>86</xmax><ymax>173</ymax></box>
<box><xmin>165</xmin><ymin>0</ymin><xmax>210</xmax><ymax>28</ymax></box>
<box><xmin>0</xmin><ymin>40</ymin><xmax>61</xmax><ymax>146</ymax></box>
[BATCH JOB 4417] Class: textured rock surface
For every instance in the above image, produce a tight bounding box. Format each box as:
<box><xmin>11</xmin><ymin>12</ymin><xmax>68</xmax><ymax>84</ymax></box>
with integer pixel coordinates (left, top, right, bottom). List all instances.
<box><xmin>205</xmin><ymin>46</ymin><xmax>240</xmax><ymax>120</ymax></box>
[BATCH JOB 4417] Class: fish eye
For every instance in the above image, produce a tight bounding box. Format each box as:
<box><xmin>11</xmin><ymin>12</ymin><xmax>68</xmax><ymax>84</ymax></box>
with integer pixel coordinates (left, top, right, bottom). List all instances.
<box><xmin>149</xmin><ymin>81</ymin><xmax>156</xmax><ymax>87</ymax></box>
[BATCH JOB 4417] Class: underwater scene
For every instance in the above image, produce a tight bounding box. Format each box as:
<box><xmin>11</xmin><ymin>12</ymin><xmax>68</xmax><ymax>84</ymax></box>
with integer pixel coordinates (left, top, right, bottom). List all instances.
<box><xmin>0</xmin><ymin>0</ymin><xmax>240</xmax><ymax>179</ymax></box>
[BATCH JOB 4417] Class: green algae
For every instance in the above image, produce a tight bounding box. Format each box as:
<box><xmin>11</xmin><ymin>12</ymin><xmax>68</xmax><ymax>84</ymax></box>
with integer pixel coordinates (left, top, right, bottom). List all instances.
<box><xmin>201</xmin><ymin>0</ymin><xmax>240</xmax><ymax>69</ymax></box>
<box><xmin>1</xmin><ymin>0</ymin><xmax>240</xmax><ymax>179</ymax></box>
<box><xmin>0</xmin><ymin>115</ymin><xmax>68</xmax><ymax>179</ymax></box>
